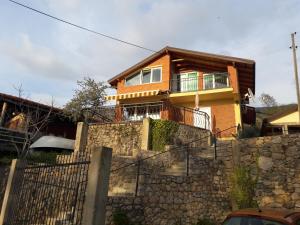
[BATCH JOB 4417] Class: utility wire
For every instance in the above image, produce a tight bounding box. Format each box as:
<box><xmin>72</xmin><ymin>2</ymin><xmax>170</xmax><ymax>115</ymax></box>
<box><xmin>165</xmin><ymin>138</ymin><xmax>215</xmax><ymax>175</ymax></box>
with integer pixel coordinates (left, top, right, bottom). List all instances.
<box><xmin>8</xmin><ymin>0</ymin><xmax>157</xmax><ymax>53</ymax></box>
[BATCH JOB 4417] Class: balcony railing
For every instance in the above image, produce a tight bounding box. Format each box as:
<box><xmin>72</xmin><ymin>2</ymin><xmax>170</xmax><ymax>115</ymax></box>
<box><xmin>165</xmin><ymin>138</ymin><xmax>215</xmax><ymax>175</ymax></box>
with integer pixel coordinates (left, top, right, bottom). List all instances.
<box><xmin>95</xmin><ymin>102</ymin><xmax>210</xmax><ymax>130</ymax></box>
<box><xmin>170</xmin><ymin>72</ymin><xmax>230</xmax><ymax>93</ymax></box>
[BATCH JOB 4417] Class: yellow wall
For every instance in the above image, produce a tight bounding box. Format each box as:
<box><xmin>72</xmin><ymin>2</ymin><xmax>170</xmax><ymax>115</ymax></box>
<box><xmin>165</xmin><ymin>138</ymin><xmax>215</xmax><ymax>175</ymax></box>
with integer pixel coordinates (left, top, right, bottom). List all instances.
<box><xmin>270</xmin><ymin>111</ymin><xmax>299</xmax><ymax>124</ymax></box>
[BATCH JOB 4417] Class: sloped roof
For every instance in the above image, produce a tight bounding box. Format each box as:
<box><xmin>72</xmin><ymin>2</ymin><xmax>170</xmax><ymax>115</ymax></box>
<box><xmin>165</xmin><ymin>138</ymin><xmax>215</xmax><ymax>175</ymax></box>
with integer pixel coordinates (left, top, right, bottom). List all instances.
<box><xmin>0</xmin><ymin>92</ymin><xmax>61</xmax><ymax>112</ymax></box>
<box><xmin>108</xmin><ymin>46</ymin><xmax>256</xmax><ymax>89</ymax></box>
<box><xmin>267</xmin><ymin>105</ymin><xmax>298</xmax><ymax>122</ymax></box>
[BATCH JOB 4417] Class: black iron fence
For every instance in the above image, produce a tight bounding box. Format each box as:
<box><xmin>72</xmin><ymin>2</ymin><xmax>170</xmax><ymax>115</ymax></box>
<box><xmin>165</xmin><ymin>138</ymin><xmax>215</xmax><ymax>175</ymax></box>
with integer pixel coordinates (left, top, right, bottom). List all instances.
<box><xmin>94</xmin><ymin>102</ymin><xmax>210</xmax><ymax>130</ymax></box>
<box><xmin>4</xmin><ymin>152</ymin><xmax>91</xmax><ymax>225</ymax></box>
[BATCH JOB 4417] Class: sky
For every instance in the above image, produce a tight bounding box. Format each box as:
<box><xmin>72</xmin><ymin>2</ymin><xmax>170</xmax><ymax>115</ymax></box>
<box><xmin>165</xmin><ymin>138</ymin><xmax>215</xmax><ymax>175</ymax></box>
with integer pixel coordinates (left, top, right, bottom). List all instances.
<box><xmin>0</xmin><ymin>0</ymin><xmax>300</xmax><ymax>107</ymax></box>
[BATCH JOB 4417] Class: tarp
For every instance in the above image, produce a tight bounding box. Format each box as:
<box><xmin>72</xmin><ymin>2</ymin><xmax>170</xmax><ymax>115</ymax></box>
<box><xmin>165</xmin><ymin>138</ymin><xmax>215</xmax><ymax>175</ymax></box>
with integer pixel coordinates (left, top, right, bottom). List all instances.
<box><xmin>30</xmin><ymin>136</ymin><xmax>75</xmax><ymax>150</ymax></box>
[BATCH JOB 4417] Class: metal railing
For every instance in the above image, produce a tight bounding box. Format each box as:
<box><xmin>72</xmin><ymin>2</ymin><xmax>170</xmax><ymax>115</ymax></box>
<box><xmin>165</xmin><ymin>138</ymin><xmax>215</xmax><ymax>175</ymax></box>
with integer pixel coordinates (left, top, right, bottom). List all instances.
<box><xmin>170</xmin><ymin>72</ymin><xmax>230</xmax><ymax>93</ymax></box>
<box><xmin>110</xmin><ymin>125</ymin><xmax>238</xmax><ymax>197</ymax></box>
<box><xmin>95</xmin><ymin>102</ymin><xmax>211</xmax><ymax>130</ymax></box>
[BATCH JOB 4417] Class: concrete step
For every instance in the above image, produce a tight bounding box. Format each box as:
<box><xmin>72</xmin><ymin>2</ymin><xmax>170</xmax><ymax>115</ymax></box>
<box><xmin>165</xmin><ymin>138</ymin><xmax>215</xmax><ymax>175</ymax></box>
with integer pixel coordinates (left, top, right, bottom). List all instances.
<box><xmin>109</xmin><ymin>182</ymin><xmax>136</xmax><ymax>196</ymax></box>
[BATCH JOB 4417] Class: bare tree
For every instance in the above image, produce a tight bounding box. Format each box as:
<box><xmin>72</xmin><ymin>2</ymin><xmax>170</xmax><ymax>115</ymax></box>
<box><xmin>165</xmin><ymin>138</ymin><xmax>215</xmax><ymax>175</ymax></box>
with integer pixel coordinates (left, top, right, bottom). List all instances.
<box><xmin>259</xmin><ymin>93</ymin><xmax>278</xmax><ymax>107</ymax></box>
<box><xmin>8</xmin><ymin>86</ymin><xmax>54</xmax><ymax>159</ymax></box>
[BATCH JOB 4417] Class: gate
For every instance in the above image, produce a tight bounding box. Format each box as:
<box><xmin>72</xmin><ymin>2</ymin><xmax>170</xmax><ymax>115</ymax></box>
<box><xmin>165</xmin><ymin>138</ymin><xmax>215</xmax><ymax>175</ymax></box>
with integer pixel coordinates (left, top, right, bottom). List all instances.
<box><xmin>4</xmin><ymin>152</ymin><xmax>91</xmax><ymax>225</ymax></box>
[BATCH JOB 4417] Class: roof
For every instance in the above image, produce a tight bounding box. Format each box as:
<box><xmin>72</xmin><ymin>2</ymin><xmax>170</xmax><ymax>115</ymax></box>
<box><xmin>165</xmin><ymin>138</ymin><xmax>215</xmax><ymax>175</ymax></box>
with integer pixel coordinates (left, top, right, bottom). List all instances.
<box><xmin>267</xmin><ymin>105</ymin><xmax>298</xmax><ymax>122</ymax></box>
<box><xmin>228</xmin><ymin>208</ymin><xmax>300</xmax><ymax>224</ymax></box>
<box><xmin>0</xmin><ymin>92</ymin><xmax>61</xmax><ymax>112</ymax></box>
<box><xmin>108</xmin><ymin>46</ymin><xmax>256</xmax><ymax>92</ymax></box>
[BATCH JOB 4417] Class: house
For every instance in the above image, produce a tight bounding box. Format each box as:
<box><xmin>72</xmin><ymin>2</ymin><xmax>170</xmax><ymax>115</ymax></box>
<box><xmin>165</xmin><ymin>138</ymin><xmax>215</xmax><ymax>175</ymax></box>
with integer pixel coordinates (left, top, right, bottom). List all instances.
<box><xmin>261</xmin><ymin>105</ymin><xmax>300</xmax><ymax>135</ymax></box>
<box><xmin>0</xmin><ymin>93</ymin><xmax>77</xmax><ymax>152</ymax></box>
<box><xmin>105</xmin><ymin>46</ymin><xmax>256</xmax><ymax>137</ymax></box>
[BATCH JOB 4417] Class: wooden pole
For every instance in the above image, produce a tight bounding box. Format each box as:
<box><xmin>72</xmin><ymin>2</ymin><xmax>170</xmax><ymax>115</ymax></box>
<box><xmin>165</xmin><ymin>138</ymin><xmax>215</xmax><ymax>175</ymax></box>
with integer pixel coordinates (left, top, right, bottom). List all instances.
<box><xmin>291</xmin><ymin>32</ymin><xmax>300</xmax><ymax>123</ymax></box>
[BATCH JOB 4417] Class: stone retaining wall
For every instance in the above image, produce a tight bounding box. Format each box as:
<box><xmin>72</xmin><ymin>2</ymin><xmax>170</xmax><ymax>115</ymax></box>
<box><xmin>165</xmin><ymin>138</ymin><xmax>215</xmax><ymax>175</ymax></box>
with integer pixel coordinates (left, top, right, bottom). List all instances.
<box><xmin>87</xmin><ymin>122</ymin><xmax>143</xmax><ymax>156</ymax></box>
<box><xmin>216</xmin><ymin>134</ymin><xmax>300</xmax><ymax>209</ymax></box>
<box><xmin>106</xmin><ymin>160</ymin><xmax>231</xmax><ymax>225</ymax></box>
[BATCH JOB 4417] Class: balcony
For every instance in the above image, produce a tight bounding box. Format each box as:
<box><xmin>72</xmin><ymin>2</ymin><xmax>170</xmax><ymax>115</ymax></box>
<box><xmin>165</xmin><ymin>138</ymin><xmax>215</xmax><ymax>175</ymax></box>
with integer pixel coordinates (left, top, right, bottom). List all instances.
<box><xmin>170</xmin><ymin>72</ymin><xmax>230</xmax><ymax>93</ymax></box>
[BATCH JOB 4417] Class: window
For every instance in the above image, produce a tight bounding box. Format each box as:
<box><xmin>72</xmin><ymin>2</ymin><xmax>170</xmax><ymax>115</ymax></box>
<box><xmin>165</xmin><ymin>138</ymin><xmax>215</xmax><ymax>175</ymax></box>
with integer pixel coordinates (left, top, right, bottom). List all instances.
<box><xmin>125</xmin><ymin>72</ymin><xmax>140</xmax><ymax>86</ymax></box>
<box><xmin>152</xmin><ymin>68</ymin><xmax>162</xmax><ymax>82</ymax></box>
<box><xmin>125</xmin><ymin>67</ymin><xmax>162</xmax><ymax>86</ymax></box>
<box><xmin>142</xmin><ymin>69</ymin><xmax>151</xmax><ymax>84</ymax></box>
<box><xmin>179</xmin><ymin>72</ymin><xmax>198</xmax><ymax>92</ymax></box>
<box><xmin>203</xmin><ymin>72</ymin><xmax>229</xmax><ymax>90</ymax></box>
<box><xmin>123</xmin><ymin>103</ymin><xmax>162</xmax><ymax>121</ymax></box>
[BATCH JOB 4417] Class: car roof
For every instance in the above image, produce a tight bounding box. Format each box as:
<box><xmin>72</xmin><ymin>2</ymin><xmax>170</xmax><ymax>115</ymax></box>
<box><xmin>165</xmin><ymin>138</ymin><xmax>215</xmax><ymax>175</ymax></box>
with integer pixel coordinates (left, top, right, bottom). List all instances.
<box><xmin>227</xmin><ymin>208</ymin><xmax>300</xmax><ymax>224</ymax></box>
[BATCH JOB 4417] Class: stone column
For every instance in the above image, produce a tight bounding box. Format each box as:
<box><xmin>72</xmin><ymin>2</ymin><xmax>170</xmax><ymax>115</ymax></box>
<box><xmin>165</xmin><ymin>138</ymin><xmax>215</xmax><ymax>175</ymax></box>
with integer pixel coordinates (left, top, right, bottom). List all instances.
<box><xmin>141</xmin><ymin>118</ymin><xmax>151</xmax><ymax>150</ymax></box>
<box><xmin>282</xmin><ymin>124</ymin><xmax>289</xmax><ymax>135</ymax></box>
<box><xmin>74</xmin><ymin>122</ymin><xmax>89</xmax><ymax>152</ymax></box>
<box><xmin>82</xmin><ymin>146</ymin><xmax>112</xmax><ymax>225</ymax></box>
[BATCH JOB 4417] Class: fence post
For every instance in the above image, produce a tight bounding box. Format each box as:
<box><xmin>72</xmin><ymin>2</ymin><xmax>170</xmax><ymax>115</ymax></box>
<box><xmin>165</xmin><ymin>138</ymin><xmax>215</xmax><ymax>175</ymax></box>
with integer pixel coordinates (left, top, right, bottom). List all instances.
<box><xmin>135</xmin><ymin>159</ymin><xmax>141</xmax><ymax>197</ymax></box>
<box><xmin>186</xmin><ymin>146</ymin><xmax>190</xmax><ymax>176</ymax></box>
<box><xmin>214</xmin><ymin>135</ymin><xmax>217</xmax><ymax>160</ymax></box>
<box><xmin>82</xmin><ymin>146</ymin><xmax>112</xmax><ymax>225</ymax></box>
<box><xmin>0</xmin><ymin>159</ymin><xmax>22</xmax><ymax>225</ymax></box>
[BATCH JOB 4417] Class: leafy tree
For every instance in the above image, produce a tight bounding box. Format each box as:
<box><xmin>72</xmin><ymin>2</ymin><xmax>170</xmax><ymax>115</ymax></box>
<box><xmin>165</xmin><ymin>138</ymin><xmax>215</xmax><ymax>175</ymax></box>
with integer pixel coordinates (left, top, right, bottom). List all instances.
<box><xmin>259</xmin><ymin>93</ymin><xmax>278</xmax><ymax>107</ymax></box>
<box><xmin>64</xmin><ymin>77</ymin><xmax>109</xmax><ymax>121</ymax></box>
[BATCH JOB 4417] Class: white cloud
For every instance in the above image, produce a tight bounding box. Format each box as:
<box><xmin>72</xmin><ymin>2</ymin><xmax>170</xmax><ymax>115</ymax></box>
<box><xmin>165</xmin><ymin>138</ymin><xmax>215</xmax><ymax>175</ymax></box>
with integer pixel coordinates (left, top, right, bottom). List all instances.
<box><xmin>0</xmin><ymin>34</ymin><xmax>78</xmax><ymax>81</ymax></box>
<box><xmin>1</xmin><ymin>0</ymin><xmax>300</xmax><ymax>106</ymax></box>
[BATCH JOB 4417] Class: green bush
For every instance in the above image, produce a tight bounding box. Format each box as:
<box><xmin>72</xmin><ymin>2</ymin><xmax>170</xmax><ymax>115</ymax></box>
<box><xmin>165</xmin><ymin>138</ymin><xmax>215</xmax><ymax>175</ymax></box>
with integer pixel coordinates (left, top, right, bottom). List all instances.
<box><xmin>230</xmin><ymin>166</ymin><xmax>258</xmax><ymax>209</ymax></box>
<box><xmin>150</xmin><ymin>119</ymin><xmax>179</xmax><ymax>151</ymax></box>
<box><xmin>194</xmin><ymin>218</ymin><xmax>215</xmax><ymax>225</ymax></box>
<box><xmin>238</xmin><ymin>126</ymin><xmax>260</xmax><ymax>139</ymax></box>
<box><xmin>113</xmin><ymin>209</ymin><xmax>131</xmax><ymax>225</ymax></box>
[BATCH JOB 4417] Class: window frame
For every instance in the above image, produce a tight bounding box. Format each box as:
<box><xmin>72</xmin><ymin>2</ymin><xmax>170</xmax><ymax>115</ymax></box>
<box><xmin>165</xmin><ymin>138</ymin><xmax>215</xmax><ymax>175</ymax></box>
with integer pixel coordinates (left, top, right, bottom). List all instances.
<box><xmin>203</xmin><ymin>72</ymin><xmax>229</xmax><ymax>90</ymax></box>
<box><xmin>125</xmin><ymin>66</ymin><xmax>162</xmax><ymax>86</ymax></box>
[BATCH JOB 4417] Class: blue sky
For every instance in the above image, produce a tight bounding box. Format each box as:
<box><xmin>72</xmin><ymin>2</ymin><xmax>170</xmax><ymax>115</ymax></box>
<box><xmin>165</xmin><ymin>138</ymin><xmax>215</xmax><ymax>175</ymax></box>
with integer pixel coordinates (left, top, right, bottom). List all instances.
<box><xmin>0</xmin><ymin>0</ymin><xmax>300</xmax><ymax>107</ymax></box>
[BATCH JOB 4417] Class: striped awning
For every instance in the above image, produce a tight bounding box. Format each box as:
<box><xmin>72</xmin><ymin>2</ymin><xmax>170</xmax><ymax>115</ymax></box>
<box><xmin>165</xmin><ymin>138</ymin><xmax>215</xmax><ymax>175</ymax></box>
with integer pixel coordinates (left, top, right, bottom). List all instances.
<box><xmin>105</xmin><ymin>90</ymin><xmax>160</xmax><ymax>101</ymax></box>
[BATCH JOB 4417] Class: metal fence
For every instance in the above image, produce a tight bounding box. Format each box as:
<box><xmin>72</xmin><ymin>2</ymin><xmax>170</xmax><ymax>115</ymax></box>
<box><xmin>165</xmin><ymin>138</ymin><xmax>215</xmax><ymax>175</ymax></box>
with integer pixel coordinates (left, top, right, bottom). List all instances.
<box><xmin>110</xmin><ymin>126</ymin><xmax>237</xmax><ymax>197</ymax></box>
<box><xmin>4</xmin><ymin>151</ymin><xmax>91</xmax><ymax>225</ymax></box>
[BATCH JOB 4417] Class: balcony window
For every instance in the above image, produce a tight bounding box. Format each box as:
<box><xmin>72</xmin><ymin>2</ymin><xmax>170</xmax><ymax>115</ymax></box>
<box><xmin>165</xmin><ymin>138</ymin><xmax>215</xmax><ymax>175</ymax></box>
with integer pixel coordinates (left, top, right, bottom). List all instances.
<box><xmin>125</xmin><ymin>67</ymin><xmax>162</xmax><ymax>86</ymax></box>
<box><xmin>203</xmin><ymin>73</ymin><xmax>229</xmax><ymax>90</ymax></box>
<box><xmin>171</xmin><ymin>72</ymin><xmax>198</xmax><ymax>92</ymax></box>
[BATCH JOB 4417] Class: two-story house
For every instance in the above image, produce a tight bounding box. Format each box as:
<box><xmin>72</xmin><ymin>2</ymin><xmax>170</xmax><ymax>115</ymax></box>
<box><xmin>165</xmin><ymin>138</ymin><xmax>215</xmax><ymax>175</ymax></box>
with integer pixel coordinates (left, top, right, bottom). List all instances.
<box><xmin>105</xmin><ymin>46</ymin><xmax>255</xmax><ymax>137</ymax></box>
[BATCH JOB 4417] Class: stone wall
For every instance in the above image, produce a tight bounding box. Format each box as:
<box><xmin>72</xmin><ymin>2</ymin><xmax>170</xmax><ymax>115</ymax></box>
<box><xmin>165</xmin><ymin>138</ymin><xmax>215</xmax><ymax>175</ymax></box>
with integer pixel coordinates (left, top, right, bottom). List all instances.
<box><xmin>0</xmin><ymin>166</ymin><xmax>10</xmax><ymax>208</ymax></box>
<box><xmin>170</xmin><ymin>123</ymin><xmax>211</xmax><ymax>147</ymax></box>
<box><xmin>234</xmin><ymin>134</ymin><xmax>300</xmax><ymax>209</ymax></box>
<box><xmin>106</xmin><ymin>159</ymin><xmax>231</xmax><ymax>225</ymax></box>
<box><xmin>105</xmin><ymin>133</ymin><xmax>300</xmax><ymax>224</ymax></box>
<box><xmin>87</xmin><ymin>122</ymin><xmax>143</xmax><ymax>156</ymax></box>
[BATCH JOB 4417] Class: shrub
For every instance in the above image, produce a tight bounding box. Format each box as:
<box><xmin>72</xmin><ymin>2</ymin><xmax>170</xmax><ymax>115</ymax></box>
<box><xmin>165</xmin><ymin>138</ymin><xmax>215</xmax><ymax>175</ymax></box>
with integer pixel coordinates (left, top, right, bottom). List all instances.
<box><xmin>195</xmin><ymin>218</ymin><xmax>215</xmax><ymax>225</ymax></box>
<box><xmin>230</xmin><ymin>166</ymin><xmax>258</xmax><ymax>209</ymax></box>
<box><xmin>238</xmin><ymin>126</ymin><xmax>260</xmax><ymax>139</ymax></box>
<box><xmin>113</xmin><ymin>209</ymin><xmax>131</xmax><ymax>225</ymax></box>
<box><xmin>150</xmin><ymin>119</ymin><xmax>179</xmax><ymax>151</ymax></box>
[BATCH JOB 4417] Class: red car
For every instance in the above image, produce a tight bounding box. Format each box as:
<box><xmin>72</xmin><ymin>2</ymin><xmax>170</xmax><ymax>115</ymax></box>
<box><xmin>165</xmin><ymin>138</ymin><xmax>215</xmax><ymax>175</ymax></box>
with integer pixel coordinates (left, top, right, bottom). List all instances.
<box><xmin>223</xmin><ymin>209</ymin><xmax>300</xmax><ymax>225</ymax></box>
